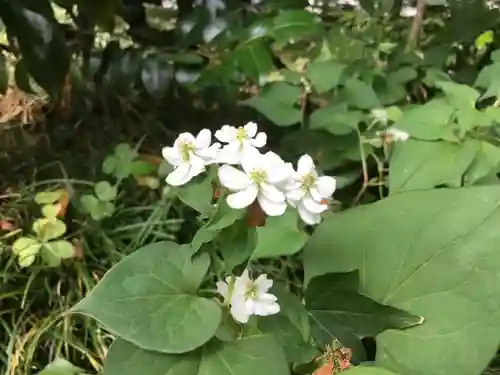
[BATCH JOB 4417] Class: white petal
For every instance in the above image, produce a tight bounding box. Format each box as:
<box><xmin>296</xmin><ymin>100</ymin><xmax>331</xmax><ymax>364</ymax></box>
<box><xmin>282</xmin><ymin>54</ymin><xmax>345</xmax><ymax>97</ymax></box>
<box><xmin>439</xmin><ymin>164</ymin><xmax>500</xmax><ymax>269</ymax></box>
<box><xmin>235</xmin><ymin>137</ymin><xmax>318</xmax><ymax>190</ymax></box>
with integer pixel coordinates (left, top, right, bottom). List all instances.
<box><xmin>297</xmin><ymin>154</ymin><xmax>315</xmax><ymax>176</ymax></box>
<box><xmin>258</xmin><ymin>193</ymin><xmax>287</xmax><ymax>216</ymax></box>
<box><xmin>286</xmin><ymin>187</ymin><xmax>305</xmax><ymax>202</ymax></box>
<box><xmin>197</xmin><ymin>142</ymin><xmax>221</xmax><ymax>163</ymax></box>
<box><xmin>175</xmin><ymin>132</ymin><xmax>196</xmax><ymax>148</ymax></box>
<box><xmin>298</xmin><ymin>203</ymin><xmax>321</xmax><ymax>225</ymax></box>
<box><xmin>303</xmin><ymin>195</ymin><xmax>328</xmax><ymax>214</ymax></box>
<box><xmin>161</xmin><ymin>146</ymin><xmax>181</xmax><ymax>166</ymax></box>
<box><xmin>216</xmin><ymin>281</ymin><xmax>229</xmax><ymax>299</ymax></box>
<box><xmin>263</xmin><ymin>152</ymin><xmax>290</xmax><ymax>184</ymax></box>
<box><xmin>251</xmin><ymin>132</ymin><xmax>267</xmax><ymax>147</ymax></box>
<box><xmin>315</xmin><ymin>176</ymin><xmax>337</xmax><ymax>197</ymax></box>
<box><xmin>260</xmin><ymin>183</ymin><xmax>285</xmax><ymax>203</ymax></box>
<box><xmin>230</xmin><ymin>295</ymin><xmax>251</xmax><ymax>323</ymax></box>
<box><xmin>240</xmin><ymin>147</ymin><xmax>261</xmax><ymax>174</ymax></box>
<box><xmin>227</xmin><ymin>186</ymin><xmax>258</xmax><ymax>209</ymax></box>
<box><xmin>217</xmin><ymin>143</ymin><xmax>240</xmax><ymax>164</ymax></box>
<box><xmin>253</xmin><ymin>294</ymin><xmax>280</xmax><ymax>316</ymax></box>
<box><xmin>244</xmin><ymin>121</ymin><xmax>258</xmax><ymax>137</ymax></box>
<box><xmin>255</xmin><ymin>274</ymin><xmax>273</xmax><ymax>293</ymax></box>
<box><xmin>195</xmin><ymin>128</ymin><xmax>212</xmax><ymax>149</ymax></box>
<box><xmin>216</xmin><ymin>125</ymin><xmax>238</xmax><ymax>142</ymax></box>
<box><xmin>165</xmin><ymin>163</ymin><xmax>191</xmax><ymax>186</ymax></box>
<box><xmin>218</xmin><ymin>165</ymin><xmax>252</xmax><ymax>190</ymax></box>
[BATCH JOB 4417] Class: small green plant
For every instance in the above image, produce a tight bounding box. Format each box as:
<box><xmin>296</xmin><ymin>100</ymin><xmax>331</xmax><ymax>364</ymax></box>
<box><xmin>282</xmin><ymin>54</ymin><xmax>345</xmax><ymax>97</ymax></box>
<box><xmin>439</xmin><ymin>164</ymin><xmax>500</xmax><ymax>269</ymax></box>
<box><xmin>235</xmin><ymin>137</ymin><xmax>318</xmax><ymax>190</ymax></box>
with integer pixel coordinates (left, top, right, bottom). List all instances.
<box><xmin>12</xmin><ymin>189</ymin><xmax>74</xmax><ymax>267</ymax></box>
<box><xmin>79</xmin><ymin>143</ymin><xmax>158</xmax><ymax>220</ymax></box>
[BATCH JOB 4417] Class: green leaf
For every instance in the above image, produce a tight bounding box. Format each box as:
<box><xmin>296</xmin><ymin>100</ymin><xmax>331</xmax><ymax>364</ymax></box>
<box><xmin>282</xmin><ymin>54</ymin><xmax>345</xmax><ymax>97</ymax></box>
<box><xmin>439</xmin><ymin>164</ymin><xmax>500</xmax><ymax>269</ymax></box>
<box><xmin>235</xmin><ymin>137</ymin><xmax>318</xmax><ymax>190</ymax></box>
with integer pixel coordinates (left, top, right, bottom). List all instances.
<box><xmin>0</xmin><ymin>3</ymin><xmax>69</xmax><ymax>95</ymax></box>
<box><xmin>35</xmin><ymin>190</ymin><xmax>64</xmax><ymax>205</ymax></box>
<box><xmin>304</xmin><ymin>186</ymin><xmax>500</xmax><ymax>375</ymax></box>
<box><xmin>94</xmin><ymin>181</ymin><xmax>118</xmax><ymax>202</ymax></box>
<box><xmin>389</xmin><ymin>139</ymin><xmax>477</xmax><ymax>194</ymax></box>
<box><xmin>37</xmin><ymin>358</ymin><xmax>84</xmax><ymax>375</ymax></box>
<box><xmin>12</xmin><ymin>237</ymin><xmax>41</xmax><ymax>255</ymax></box>
<box><xmin>464</xmin><ymin>140</ymin><xmax>500</xmax><ymax>184</ymax></box>
<box><xmin>271</xmin><ymin>10</ymin><xmax>321</xmax><ymax>44</ymax></box>
<box><xmin>190</xmin><ymin>200</ymin><xmax>246</xmax><ymax>252</ymax></box>
<box><xmin>0</xmin><ymin>52</ymin><xmax>8</xmax><ymax>94</ymax></box>
<box><xmin>80</xmin><ymin>195</ymin><xmax>115</xmax><ymax>220</ymax></box>
<box><xmin>14</xmin><ymin>58</ymin><xmax>34</xmax><ymax>94</ymax></box>
<box><xmin>475</xmin><ymin>62</ymin><xmax>500</xmax><ymax>99</ymax></box>
<box><xmin>241</xmin><ymin>82</ymin><xmax>303</xmax><ymax>126</ymax></box>
<box><xmin>393</xmin><ymin>99</ymin><xmax>456</xmax><ymax>141</ymax></box>
<box><xmin>435</xmin><ymin>81</ymin><xmax>480</xmax><ymax>109</ymax></box>
<box><xmin>234</xmin><ymin>40</ymin><xmax>274</xmax><ymax>83</ymax></box>
<box><xmin>141</xmin><ymin>55</ymin><xmax>173</xmax><ymax>98</ymax></box>
<box><xmin>309</xmin><ymin>104</ymin><xmax>362</xmax><ymax>135</ymax></box>
<box><xmin>217</xmin><ymin>221</ymin><xmax>257</xmax><ymax>270</ymax></box>
<box><xmin>306</xmin><ymin>60</ymin><xmax>346</xmax><ymax>94</ymax></box>
<box><xmin>42</xmin><ymin>204</ymin><xmax>60</xmax><ymax>219</ymax></box>
<box><xmin>258</xmin><ymin>283</ymin><xmax>313</xmax><ymax>363</ymax></box>
<box><xmin>129</xmin><ymin>160</ymin><xmax>157</xmax><ymax>176</ymax></box>
<box><xmin>344</xmin><ymin>78</ymin><xmax>380</xmax><ymax>110</ymax></box>
<box><xmin>72</xmin><ymin>242</ymin><xmax>222</xmax><ymax>354</ymax></box>
<box><xmin>44</xmin><ymin>240</ymin><xmax>74</xmax><ymax>260</ymax></box>
<box><xmin>342</xmin><ymin>367</ymin><xmax>400</xmax><ymax>375</ymax></box>
<box><xmin>306</xmin><ymin>271</ymin><xmax>422</xmax><ymax>358</ymax></box>
<box><xmin>251</xmin><ymin>210</ymin><xmax>308</xmax><ymax>260</ymax></box>
<box><xmin>104</xmin><ymin>335</ymin><xmax>289</xmax><ymax>375</ymax></box>
<box><xmin>33</xmin><ymin>218</ymin><xmax>67</xmax><ymax>242</ymax></box>
<box><xmin>175</xmin><ymin>176</ymin><xmax>214</xmax><ymax>217</ymax></box>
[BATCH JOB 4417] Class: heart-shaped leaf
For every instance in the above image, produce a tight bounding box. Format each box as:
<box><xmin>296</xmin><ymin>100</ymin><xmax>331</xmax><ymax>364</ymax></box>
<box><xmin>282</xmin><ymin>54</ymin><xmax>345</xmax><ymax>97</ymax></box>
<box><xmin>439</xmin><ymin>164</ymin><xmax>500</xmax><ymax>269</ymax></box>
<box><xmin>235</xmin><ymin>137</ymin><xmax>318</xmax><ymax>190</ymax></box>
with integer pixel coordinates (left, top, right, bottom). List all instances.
<box><xmin>72</xmin><ymin>241</ymin><xmax>222</xmax><ymax>354</ymax></box>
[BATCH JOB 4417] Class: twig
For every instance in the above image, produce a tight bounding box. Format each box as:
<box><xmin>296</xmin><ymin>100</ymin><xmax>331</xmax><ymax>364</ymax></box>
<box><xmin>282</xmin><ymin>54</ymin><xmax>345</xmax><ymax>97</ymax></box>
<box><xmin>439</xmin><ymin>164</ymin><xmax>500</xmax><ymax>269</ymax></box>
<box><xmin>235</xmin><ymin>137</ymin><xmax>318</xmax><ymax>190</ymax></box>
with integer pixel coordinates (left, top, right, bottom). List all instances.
<box><xmin>405</xmin><ymin>0</ymin><xmax>427</xmax><ymax>52</ymax></box>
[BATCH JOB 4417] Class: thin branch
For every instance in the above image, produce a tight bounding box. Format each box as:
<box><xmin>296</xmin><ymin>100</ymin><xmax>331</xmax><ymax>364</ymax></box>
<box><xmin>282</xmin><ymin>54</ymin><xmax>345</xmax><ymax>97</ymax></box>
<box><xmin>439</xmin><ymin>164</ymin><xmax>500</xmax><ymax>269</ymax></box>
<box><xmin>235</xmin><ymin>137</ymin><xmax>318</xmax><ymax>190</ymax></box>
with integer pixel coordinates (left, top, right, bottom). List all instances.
<box><xmin>405</xmin><ymin>0</ymin><xmax>427</xmax><ymax>52</ymax></box>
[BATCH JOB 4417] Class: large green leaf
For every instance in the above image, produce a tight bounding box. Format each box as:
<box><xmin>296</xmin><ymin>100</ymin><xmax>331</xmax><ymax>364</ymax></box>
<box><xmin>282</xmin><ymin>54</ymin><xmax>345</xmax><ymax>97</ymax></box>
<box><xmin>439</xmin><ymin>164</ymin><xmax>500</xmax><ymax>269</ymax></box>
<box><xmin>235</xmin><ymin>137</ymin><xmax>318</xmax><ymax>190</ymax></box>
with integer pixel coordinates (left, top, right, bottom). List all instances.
<box><xmin>271</xmin><ymin>10</ymin><xmax>321</xmax><ymax>44</ymax></box>
<box><xmin>251</xmin><ymin>210</ymin><xmax>308</xmax><ymax>260</ymax></box>
<box><xmin>103</xmin><ymin>335</ymin><xmax>289</xmax><ymax>375</ymax></box>
<box><xmin>0</xmin><ymin>1</ymin><xmax>69</xmax><ymax>95</ymax></box>
<box><xmin>241</xmin><ymin>82</ymin><xmax>303</xmax><ymax>126</ymax></box>
<box><xmin>343</xmin><ymin>367</ymin><xmax>400</xmax><ymax>375</ymax></box>
<box><xmin>234</xmin><ymin>40</ymin><xmax>274</xmax><ymax>83</ymax></box>
<box><xmin>309</xmin><ymin>103</ymin><xmax>361</xmax><ymax>136</ymax></box>
<box><xmin>389</xmin><ymin>139</ymin><xmax>477</xmax><ymax>193</ymax></box>
<box><xmin>344</xmin><ymin>78</ymin><xmax>380</xmax><ymax>110</ymax></box>
<box><xmin>303</xmin><ymin>186</ymin><xmax>500</xmax><ymax>375</ymax></box>
<box><xmin>393</xmin><ymin>99</ymin><xmax>456</xmax><ymax>141</ymax></box>
<box><xmin>306</xmin><ymin>60</ymin><xmax>346</xmax><ymax>94</ymax></box>
<box><xmin>72</xmin><ymin>241</ymin><xmax>222</xmax><ymax>354</ymax></box>
<box><xmin>306</xmin><ymin>271</ymin><xmax>422</xmax><ymax>359</ymax></box>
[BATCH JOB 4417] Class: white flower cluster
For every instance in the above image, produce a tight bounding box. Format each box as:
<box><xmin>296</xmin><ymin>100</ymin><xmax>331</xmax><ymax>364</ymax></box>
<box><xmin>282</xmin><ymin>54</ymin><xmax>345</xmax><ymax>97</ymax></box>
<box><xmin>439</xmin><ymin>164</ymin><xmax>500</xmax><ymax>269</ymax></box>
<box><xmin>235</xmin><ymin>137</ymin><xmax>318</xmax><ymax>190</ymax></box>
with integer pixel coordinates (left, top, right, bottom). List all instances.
<box><xmin>216</xmin><ymin>269</ymin><xmax>280</xmax><ymax>323</ymax></box>
<box><xmin>161</xmin><ymin>122</ymin><xmax>337</xmax><ymax>225</ymax></box>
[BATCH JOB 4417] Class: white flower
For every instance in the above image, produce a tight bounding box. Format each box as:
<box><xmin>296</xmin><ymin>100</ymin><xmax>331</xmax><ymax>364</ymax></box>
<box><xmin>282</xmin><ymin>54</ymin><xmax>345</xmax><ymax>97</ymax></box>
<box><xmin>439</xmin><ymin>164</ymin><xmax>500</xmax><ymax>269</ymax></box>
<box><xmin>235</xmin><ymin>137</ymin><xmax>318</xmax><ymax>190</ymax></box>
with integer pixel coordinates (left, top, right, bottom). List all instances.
<box><xmin>215</xmin><ymin>122</ymin><xmax>267</xmax><ymax>164</ymax></box>
<box><xmin>162</xmin><ymin>129</ymin><xmax>220</xmax><ymax>186</ymax></box>
<box><xmin>285</xmin><ymin>154</ymin><xmax>336</xmax><ymax>225</ymax></box>
<box><xmin>216</xmin><ymin>269</ymin><xmax>280</xmax><ymax>324</ymax></box>
<box><xmin>377</xmin><ymin>128</ymin><xmax>409</xmax><ymax>142</ymax></box>
<box><xmin>218</xmin><ymin>149</ymin><xmax>290</xmax><ymax>216</ymax></box>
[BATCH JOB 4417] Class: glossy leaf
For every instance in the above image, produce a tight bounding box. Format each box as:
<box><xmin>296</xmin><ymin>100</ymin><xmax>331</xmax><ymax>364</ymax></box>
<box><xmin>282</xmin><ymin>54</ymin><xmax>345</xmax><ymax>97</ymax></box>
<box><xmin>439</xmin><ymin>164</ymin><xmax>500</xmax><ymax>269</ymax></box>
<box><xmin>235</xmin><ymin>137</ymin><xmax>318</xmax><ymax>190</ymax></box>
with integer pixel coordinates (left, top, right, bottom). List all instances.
<box><xmin>306</xmin><ymin>271</ymin><xmax>422</xmax><ymax>357</ymax></box>
<box><xmin>72</xmin><ymin>241</ymin><xmax>222</xmax><ymax>354</ymax></box>
<box><xmin>234</xmin><ymin>40</ymin><xmax>274</xmax><ymax>83</ymax></box>
<box><xmin>0</xmin><ymin>2</ymin><xmax>69</xmax><ymax>95</ymax></box>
